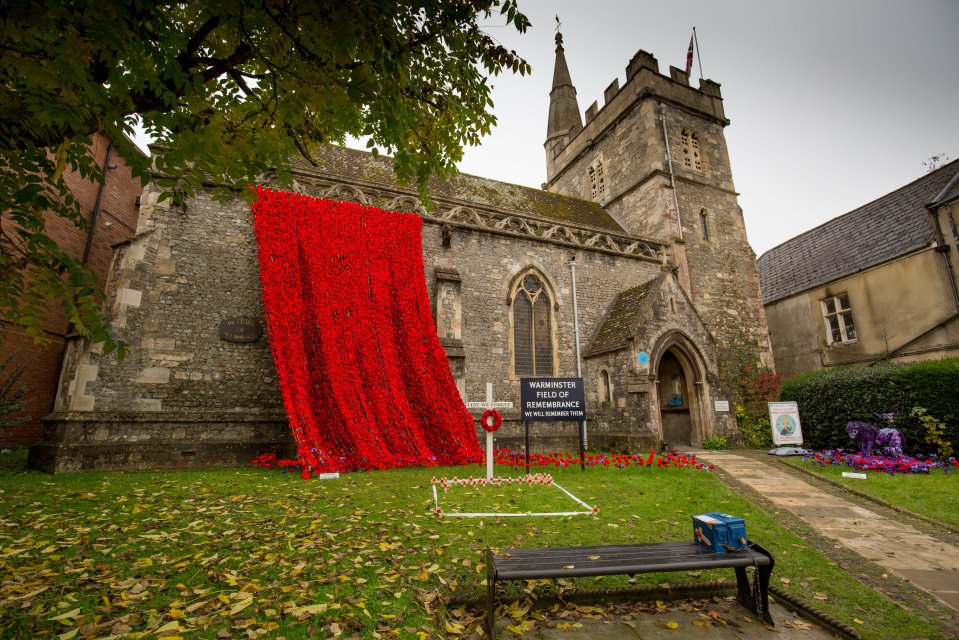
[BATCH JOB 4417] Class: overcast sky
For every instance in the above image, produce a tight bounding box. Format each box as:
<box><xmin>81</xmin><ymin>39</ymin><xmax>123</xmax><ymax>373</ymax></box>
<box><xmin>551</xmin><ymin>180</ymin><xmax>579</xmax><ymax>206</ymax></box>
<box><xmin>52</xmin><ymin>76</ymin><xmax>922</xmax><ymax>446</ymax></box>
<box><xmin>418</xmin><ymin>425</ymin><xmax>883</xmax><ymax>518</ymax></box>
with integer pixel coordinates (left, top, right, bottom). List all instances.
<box><xmin>432</xmin><ymin>0</ymin><xmax>959</xmax><ymax>257</ymax></box>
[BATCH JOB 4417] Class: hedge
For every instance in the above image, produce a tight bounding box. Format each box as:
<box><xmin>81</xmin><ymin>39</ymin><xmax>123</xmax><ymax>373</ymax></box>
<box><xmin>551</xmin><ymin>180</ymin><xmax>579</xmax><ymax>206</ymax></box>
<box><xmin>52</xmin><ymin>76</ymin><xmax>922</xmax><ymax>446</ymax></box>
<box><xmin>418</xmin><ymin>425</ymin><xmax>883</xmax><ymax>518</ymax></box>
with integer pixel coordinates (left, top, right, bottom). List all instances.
<box><xmin>779</xmin><ymin>357</ymin><xmax>959</xmax><ymax>454</ymax></box>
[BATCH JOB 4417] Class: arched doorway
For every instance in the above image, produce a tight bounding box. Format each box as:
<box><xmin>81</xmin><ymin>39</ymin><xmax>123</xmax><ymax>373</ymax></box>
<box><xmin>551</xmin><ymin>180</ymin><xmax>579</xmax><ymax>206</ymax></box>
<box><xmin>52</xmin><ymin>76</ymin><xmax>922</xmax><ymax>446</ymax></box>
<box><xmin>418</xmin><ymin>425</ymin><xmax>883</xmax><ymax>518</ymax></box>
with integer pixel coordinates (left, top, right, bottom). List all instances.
<box><xmin>658</xmin><ymin>349</ymin><xmax>692</xmax><ymax>446</ymax></box>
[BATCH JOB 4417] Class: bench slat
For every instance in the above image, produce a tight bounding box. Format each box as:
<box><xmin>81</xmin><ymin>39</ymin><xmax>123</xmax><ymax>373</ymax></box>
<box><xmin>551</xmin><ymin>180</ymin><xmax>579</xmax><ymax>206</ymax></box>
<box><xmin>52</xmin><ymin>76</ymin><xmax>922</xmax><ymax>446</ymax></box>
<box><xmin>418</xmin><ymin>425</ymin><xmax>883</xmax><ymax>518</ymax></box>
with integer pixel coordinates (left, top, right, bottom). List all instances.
<box><xmin>493</xmin><ymin>541</ymin><xmax>768</xmax><ymax>580</ymax></box>
<box><xmin>485</xmin><ymin>541</ymin><xmax>775</xmax><ymax>640</ymax></box>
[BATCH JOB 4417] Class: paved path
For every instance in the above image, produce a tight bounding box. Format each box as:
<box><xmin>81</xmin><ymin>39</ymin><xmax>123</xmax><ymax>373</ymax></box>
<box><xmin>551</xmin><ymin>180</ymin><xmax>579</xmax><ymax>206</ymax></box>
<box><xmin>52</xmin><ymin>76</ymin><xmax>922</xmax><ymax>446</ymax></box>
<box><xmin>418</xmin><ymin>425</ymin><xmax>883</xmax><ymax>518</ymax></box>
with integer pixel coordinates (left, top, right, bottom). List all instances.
<box><xmin>695</xmin><ymin>451</ymin><xmax>959</xmax><ymax>611</ymax></box>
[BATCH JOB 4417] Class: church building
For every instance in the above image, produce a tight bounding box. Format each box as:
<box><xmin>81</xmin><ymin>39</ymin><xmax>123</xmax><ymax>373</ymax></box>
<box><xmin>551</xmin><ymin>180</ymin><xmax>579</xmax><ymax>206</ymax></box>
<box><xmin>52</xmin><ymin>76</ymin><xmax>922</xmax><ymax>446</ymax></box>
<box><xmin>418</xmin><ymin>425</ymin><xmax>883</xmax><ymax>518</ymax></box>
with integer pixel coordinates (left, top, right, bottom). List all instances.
<box><xmin>30</xmin><ymin>35</ymin><xmax>773</xmax><ymax>472</ymax></box>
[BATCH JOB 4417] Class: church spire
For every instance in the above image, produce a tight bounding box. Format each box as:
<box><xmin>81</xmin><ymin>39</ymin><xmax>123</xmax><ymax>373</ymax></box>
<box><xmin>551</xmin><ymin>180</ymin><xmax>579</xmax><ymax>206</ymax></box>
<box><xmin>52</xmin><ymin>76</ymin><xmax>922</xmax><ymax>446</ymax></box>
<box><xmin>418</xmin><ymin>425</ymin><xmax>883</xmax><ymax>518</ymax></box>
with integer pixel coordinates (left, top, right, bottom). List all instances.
<box><xmin>545</xmin><ymin>30</ymin><xmax>582</xmax><ymax>146</ymax></box>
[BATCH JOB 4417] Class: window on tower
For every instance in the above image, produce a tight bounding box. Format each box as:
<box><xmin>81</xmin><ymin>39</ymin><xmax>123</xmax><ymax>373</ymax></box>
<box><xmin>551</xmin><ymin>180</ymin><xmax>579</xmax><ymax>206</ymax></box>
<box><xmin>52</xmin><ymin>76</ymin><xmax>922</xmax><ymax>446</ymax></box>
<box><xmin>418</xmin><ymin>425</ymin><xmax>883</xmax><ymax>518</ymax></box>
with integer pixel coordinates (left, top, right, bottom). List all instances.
<box><xmin>511</xmin><ymin>271</ymin><xmax>555</xmax><ymax>376</ymax></box>
<box><xmin>587</xmin><ymin>156</ymin><xmax>607</xmax><ymax>201</ymax></box>
<box><xmin>699</xmin><ymin>209</ymin><xmax>710</xmax><ymax>241</ymax></box>
<box><xmin>681</xmin><ymin>128</ymin><xmax>702</xmax><ymax>172</ymax></box>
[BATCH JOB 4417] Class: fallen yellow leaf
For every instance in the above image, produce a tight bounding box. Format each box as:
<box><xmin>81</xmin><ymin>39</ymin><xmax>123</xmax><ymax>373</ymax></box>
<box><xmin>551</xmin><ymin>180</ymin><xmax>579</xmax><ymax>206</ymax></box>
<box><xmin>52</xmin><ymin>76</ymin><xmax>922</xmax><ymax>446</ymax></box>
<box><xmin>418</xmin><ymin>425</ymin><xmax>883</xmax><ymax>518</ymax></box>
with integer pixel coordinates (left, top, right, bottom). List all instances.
<box><xmin>48</xmin><ymin>608</ymin><xmax>81</xmax><ymax>623</ymax></box>
<box><xmin>665</xmin><ymin>621</ymin><xmax>679</xmax><ymax>629</ymax></box>
<box><xmin>229</xmin><ymin>597</ymin><xmax>254</xmax><ymax>615</ymax></box>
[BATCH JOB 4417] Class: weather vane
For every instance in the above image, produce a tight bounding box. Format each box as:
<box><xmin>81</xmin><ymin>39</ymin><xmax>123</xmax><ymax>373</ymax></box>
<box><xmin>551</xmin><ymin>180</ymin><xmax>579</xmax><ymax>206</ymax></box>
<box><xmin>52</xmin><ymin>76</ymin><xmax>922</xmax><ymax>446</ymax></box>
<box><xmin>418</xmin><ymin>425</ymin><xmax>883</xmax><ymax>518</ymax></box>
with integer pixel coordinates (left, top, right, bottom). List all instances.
<box><xmin>554</xmin><ymin>15</ymin><xmax>563</xmax><ymax>45</ymax></box>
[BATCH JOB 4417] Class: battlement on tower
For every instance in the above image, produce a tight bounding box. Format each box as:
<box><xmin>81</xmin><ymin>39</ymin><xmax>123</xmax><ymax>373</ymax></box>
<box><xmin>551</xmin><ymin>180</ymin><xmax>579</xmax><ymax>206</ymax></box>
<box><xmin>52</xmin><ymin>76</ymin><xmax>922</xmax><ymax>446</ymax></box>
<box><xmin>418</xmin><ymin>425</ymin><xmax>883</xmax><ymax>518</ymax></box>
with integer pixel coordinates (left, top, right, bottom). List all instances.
<box><xmin>546</xmin><ymin>47</ymin><xmax>727</xmax><ymax>183</ymax></box>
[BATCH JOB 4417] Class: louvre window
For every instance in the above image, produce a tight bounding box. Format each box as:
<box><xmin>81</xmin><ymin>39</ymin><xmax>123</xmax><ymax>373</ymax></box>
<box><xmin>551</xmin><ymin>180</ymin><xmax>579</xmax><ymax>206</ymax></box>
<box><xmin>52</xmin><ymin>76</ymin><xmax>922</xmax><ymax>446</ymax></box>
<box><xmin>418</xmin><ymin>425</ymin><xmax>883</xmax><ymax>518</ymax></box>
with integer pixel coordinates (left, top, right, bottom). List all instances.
<box><xmin>681</xmin><ymin>128</ymin><xmax>702</xmax><ymax>172</ymax></box>
<box><xmin>587</xmin><ymin>157</ymin><xmax>607</xmax><ymax>201</ymax></box>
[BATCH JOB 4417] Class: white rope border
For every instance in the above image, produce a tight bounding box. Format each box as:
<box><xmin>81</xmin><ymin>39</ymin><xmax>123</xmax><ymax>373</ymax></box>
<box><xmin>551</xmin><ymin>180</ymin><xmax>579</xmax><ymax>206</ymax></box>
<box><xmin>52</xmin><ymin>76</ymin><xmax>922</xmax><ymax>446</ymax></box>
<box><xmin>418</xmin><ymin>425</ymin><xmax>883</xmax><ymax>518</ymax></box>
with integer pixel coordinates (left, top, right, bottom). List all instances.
<box><xmin>432</xmin><ymin>480</ymin><xmax>596</xmax><ymax>518</ymax></box>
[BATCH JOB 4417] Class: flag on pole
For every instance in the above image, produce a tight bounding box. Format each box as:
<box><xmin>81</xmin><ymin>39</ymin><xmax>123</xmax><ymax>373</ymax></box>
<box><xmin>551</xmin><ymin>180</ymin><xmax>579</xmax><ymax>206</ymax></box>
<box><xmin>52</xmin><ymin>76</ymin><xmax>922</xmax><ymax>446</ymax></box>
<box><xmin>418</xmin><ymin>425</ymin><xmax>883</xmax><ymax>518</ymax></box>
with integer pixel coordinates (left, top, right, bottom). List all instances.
<box><xmin>684</xmin><ymin>32</ymin><xmax>694</xmax><ymax>75</ymax></box>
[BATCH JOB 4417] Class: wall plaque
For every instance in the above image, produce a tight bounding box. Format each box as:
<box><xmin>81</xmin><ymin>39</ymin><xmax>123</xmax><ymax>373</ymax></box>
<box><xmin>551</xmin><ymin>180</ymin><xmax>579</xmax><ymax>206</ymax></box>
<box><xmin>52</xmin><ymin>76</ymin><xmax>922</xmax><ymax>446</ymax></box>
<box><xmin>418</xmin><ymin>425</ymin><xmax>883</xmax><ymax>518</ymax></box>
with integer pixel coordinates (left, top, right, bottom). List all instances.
<box><xmin>219</xmin><ymin>317</ymin><xmax>262</xmax><ymax>343</ymax></box>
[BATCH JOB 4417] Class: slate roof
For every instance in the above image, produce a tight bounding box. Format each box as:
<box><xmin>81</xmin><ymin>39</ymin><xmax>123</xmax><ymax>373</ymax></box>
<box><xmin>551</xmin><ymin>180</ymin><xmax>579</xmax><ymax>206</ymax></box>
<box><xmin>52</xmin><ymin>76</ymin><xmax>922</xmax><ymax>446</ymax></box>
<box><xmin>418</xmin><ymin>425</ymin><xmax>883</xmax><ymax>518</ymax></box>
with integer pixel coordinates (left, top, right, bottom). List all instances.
<box><xmin>585</xmin><ymin>277</ymin><xmax>658</xmax><ymax>356</ymax></box>
<box><xmin>757</xmin><ymin>160</ymin><xmax>959</xmax><ymax>304</ymax></box>
<box><xmin>293</xmin><ymin>145</ymin><xmax>625</xmax><ymax>233</ymax></box>
<box><xmin>930</xmin><ymin>169</ymin><xmax>959</xmax><ymax>208</ymax></box>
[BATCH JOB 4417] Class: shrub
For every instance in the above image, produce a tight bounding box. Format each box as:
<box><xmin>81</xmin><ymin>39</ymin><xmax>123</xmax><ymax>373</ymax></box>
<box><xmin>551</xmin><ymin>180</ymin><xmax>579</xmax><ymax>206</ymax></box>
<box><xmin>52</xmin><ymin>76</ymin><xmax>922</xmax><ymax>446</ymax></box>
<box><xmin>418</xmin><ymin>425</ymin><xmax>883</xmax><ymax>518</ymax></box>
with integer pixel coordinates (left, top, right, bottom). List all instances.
<box><xmin>912</xmin><ymin>406</ymin><xmax>953</xmax><ymax>459</ymax></box>
<box><xmin>779</xmin><ymin>358</ymin><xmax>959</xmax><ymax>454</ymax></box>
<box><xmin>737</xmin><ymin>405</ymin><xmax>774</xmax><ymax>449</ymax></box>
<box><xmin>0</xmin><ymin>351</ymin><xmax>29</xmax><ymax>429</ymax></box>
<box><xmin>726</xmin><ymin>349</ymin><xmax>782</xmax><ymax>449</ymax></box>
<box><xmin>702</xmin><ymin>435</ymin><xmax>727</xmax><ymax>450</ymax></box>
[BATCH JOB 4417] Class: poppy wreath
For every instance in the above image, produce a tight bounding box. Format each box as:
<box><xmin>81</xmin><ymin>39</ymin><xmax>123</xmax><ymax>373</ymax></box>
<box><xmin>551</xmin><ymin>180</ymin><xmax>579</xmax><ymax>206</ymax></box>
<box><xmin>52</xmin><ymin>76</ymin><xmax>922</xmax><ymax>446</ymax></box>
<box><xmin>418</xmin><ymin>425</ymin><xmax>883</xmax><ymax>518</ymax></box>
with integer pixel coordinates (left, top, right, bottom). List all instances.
<box><xmin>481</xmin><ymin>409</ymin><xmax>503</xmax><ymax>432</ymax></box>
<box><xmin>251</xmin><ymin>187</ymin><xmax>482</xmax><ymax>474</ymax></box>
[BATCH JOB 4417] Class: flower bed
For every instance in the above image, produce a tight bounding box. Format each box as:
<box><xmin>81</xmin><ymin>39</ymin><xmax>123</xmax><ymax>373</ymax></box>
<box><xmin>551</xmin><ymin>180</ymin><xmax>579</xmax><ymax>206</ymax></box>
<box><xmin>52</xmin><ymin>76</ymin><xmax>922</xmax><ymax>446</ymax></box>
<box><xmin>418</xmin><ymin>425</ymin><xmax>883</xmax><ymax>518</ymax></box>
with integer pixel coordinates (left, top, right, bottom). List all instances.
<box><xmin>803</xmin><ymin>449</ymin><xmax>956</xmax><ymax>474</ymax></box>
<box><xmin>490</xmin><ymin>448</ymin><xmax>714</xmax><ymax>470</ymax></box>
<box><xmin>254</xmin><ymin>449</ymin><xmax>715</xmax><ymax>476</ymax></box>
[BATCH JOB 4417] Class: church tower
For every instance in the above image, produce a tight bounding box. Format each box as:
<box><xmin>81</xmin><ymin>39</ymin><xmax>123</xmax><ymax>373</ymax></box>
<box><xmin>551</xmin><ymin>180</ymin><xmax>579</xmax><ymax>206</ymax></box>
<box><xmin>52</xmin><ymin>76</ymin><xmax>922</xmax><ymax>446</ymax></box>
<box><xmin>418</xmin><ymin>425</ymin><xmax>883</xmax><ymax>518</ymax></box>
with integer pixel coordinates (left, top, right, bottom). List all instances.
<box><xmin>544</xmin><ymin>35</ymin><xmax>773</xmax><ymax>369</ymax></box>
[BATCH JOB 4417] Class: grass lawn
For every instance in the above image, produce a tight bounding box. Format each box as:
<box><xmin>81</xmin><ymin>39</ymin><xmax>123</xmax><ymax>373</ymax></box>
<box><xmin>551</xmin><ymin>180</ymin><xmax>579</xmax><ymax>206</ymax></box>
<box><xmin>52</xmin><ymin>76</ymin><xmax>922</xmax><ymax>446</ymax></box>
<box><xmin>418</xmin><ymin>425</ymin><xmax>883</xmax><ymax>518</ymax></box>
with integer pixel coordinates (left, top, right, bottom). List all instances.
<box><xmin>783</xmin><ymin>457</ymin><xmax>959</xmax><ymax>530</ymax></box>
<box><xmin>0</xmin><ymin>449</ymin><xmax>949</xmax><ymax>640</ymax></box>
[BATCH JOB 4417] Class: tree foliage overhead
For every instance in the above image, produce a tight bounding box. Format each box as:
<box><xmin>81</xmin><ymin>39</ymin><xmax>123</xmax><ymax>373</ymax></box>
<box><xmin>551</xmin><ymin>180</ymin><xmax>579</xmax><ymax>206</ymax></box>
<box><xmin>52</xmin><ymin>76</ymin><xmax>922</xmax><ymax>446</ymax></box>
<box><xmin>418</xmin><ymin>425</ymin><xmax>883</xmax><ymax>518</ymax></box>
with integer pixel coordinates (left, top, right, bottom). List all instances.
<box><xmin>0</xmin><ymin>0</ymin><xmax>531</xmax><ymax>356</ymax></box>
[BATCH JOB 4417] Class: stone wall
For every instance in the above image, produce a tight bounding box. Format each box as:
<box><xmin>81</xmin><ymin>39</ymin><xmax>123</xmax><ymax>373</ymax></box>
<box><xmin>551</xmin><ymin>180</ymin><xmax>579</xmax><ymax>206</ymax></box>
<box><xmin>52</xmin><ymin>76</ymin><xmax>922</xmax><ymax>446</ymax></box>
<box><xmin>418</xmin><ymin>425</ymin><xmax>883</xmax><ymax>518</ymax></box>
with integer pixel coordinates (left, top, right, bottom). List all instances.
<box><xmin>35</xmin><ymin>170</ymin><xmax>673</xmax><ymax>470</ymax></box>
<box><xmin>32</xmin><ymin>185</ymin><xmax>291</xmax><ymax>471</ymax></box>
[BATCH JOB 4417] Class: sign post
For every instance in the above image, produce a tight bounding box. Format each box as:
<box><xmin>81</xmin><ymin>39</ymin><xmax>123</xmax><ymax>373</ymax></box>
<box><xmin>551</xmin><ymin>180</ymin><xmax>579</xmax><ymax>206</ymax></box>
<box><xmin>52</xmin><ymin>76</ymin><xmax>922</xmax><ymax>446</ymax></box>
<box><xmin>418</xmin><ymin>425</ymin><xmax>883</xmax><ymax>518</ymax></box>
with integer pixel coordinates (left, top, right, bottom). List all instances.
<box><xmin>465</xmin><ymin>383</ymin><xmax>513</xmax><ymax>479</ymax></box>
<box><xmin>767</xmin><ymin>401</ymin><xmax>807</xmax><ymax>456</ymax></box>
<box><xmin>519</xmin><ymin>377</ymin><xmax>587</xmax><ymax>472</ymax></box>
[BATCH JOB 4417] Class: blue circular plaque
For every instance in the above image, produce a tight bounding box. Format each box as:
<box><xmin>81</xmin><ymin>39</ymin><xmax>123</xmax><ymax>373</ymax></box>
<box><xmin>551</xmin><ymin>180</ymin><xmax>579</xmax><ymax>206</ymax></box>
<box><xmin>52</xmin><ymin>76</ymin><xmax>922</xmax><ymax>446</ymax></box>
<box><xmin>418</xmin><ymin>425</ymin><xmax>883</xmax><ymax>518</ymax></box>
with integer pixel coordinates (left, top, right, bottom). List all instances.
<box><xmin>637</xmin><ymin>351</ymin><xmax>650</xmax><ymax>366</ymax></box>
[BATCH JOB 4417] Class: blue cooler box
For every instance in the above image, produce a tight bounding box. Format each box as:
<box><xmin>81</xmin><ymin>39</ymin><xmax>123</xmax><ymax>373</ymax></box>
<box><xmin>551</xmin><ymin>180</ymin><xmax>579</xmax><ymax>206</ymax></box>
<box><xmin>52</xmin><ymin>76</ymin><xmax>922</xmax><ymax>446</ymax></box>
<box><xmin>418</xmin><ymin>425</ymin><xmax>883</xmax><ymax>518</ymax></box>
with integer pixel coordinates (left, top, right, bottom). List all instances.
<box><xmin>692</xmin><ymin>512</ymin><xmax>749</xmax><ymax>554</ymax></box>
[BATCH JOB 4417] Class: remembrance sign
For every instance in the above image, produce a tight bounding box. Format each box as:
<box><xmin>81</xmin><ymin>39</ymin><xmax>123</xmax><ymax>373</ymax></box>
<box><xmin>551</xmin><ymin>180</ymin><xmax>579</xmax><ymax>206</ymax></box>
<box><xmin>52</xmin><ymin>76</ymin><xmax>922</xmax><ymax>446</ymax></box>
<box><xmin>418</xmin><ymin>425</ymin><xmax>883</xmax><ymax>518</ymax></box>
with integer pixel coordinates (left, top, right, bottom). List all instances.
<box><xmin>520</xmin><ymin>377</ymin><xmax>587</xmax><ymax>471</ymax></box>
<box><xmin>520</xmin><ymin>378</ymin><xmax>586</xmax><ymax>421</ymax></box>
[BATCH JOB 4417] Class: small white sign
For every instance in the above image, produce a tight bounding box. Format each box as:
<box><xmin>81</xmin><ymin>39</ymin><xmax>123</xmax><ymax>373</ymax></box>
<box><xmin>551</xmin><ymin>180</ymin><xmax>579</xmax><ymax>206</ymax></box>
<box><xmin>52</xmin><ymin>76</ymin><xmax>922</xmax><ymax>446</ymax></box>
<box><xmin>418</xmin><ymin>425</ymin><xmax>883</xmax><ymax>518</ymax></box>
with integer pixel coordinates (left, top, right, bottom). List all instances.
<box><xmin>714</xmin><ymin>400</ymin><xmax>730</xmax><ymax>412</ymax></box>
<box><xmin>319</xmin><ymin>472</ymin><xmax>340</xmax><ymax>480</ymax></box>
<box><xmin>768</xmin><ymin>401</ymin><xmax>803</xmax><ymax>445</ymax></box>
<box><xmin>465</xmin><ymin>401</ymin><xmax>514</xmax><ymax>409</ymax></box>
<box><xmin>842</xmin><ymin>472</ymin><xmax>867</xmax><ymax>480</ymax></box>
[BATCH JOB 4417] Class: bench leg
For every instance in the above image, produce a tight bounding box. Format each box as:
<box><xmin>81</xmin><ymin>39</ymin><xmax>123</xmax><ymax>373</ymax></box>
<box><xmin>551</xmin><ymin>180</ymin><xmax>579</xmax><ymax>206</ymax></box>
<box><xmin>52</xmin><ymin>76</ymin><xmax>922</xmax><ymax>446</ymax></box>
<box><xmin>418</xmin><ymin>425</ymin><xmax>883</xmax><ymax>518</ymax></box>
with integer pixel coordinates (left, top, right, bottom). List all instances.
<box><xmin>752</xmin><ymin>543</ymin><xmax>775</xmax><ymax>626</ymax></box>
<box><xmin>486</xmin><ymin>550</ymin><xmax>496</xmax><ymax>639</ymax></box>
<box><xmin>735</xmin><ymin>545</ymin><xmax>776</xmax><ymax>626</ymax></box>
<box><xmin>734</xmin><ymin>566</ymin><xmax>754</xmax><ymax>615</ymax></box>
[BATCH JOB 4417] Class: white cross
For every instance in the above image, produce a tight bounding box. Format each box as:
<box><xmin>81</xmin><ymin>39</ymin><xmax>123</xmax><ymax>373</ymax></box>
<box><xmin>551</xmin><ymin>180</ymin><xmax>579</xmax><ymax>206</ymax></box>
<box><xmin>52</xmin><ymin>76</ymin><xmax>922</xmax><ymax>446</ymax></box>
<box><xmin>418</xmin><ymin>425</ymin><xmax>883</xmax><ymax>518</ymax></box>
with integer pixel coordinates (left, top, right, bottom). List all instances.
<box><xmin>466</xmin><ymin>382</ymin><xmax>513</xmax><ymax>479</ymax></box>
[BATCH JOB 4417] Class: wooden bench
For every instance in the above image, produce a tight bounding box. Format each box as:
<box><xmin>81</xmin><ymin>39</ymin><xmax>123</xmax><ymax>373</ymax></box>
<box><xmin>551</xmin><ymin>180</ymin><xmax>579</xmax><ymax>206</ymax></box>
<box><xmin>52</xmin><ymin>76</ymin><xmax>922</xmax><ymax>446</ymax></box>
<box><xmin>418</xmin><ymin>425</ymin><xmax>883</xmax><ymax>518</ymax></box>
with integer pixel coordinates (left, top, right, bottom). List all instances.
<box><xmin>486</xmin><ymin>541</ymin><xmax>774</xmax><ymax>639</ymax></box>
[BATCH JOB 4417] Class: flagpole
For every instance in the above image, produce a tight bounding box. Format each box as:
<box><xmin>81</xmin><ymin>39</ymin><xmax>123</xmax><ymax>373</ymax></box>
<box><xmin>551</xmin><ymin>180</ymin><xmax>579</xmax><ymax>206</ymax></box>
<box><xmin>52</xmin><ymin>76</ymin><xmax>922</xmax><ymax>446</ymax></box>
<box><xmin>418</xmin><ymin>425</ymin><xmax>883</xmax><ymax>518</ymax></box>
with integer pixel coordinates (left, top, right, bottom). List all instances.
<box><xmin>693</xmin><ymin>26</ymin><xmax>704</xmax><ymax>80</ymax></box>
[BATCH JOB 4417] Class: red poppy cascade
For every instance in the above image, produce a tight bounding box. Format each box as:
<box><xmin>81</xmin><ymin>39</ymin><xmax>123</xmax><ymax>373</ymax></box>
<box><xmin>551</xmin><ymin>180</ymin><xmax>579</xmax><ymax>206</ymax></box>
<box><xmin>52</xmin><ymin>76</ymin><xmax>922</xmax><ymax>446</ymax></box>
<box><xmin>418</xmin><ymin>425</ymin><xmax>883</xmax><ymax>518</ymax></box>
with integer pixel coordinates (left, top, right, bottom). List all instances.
<box><xmin>251</xmin><ymin>187</ymin><xmax>482</xmax><ymax>474</ymax></box>
<box><xmin>481</xmin><ymin>409</ymin><xmax>503</xmax><ymax>432</ymax></box>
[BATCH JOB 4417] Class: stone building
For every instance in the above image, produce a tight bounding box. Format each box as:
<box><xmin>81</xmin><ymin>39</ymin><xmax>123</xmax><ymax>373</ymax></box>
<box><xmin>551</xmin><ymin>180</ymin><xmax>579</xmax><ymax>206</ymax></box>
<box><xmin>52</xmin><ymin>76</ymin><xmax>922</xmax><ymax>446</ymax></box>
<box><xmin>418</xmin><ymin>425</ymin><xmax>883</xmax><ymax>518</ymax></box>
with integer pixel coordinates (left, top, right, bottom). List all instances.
<box><xmin>758</xmin><ymin>160</ymin><xmax>959</xmax><ymax>375</ymax></box>
<box><xmin>0</xmin><ymin>132</ymin><xmax>142</xmax><ymax>446</ymax></box>
<box><xmin>30</xmin><ymin>36</ymin><xmax>772</xmax><ymax>471</ymax></box>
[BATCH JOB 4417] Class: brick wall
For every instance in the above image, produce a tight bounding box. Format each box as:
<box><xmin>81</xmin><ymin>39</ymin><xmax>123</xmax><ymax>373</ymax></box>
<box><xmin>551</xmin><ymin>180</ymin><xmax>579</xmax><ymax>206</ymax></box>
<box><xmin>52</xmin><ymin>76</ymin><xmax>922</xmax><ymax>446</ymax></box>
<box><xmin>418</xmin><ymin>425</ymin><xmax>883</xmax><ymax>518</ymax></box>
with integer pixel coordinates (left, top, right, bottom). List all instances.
<box><xmin>0</xmin><ymin>133</ymin><xmax>142</xmax><ymax>445</ymax></box>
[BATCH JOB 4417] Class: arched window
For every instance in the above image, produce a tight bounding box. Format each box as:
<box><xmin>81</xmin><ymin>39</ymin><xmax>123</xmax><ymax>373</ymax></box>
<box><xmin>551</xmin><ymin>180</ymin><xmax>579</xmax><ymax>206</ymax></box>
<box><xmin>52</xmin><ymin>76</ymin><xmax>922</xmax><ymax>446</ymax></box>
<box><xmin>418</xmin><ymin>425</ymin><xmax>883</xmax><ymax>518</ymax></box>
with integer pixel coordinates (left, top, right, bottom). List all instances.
<box><xmin>512</xmin><ymin>272</ymin><xmax>554</xmax><ymax>376</ymax></box>
<box><xmin>598</xmin><ymin>369</ymin><xmax>612</xmax><ymax>403</ymax></box>
<box><xmin>699</xmin><ymin>209</ymin><xmax>709</xmax><ymax>241</ymax></box>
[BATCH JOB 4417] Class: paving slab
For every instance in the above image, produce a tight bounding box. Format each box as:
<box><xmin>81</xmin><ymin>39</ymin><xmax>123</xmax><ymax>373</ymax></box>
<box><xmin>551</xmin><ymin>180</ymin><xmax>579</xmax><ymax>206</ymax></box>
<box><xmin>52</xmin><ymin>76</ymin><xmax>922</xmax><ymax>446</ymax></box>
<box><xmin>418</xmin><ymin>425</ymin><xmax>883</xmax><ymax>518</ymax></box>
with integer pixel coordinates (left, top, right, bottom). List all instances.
<box><xmin>696</xmin><ymin>450</ymin><xmax>959</xmax><ymax>612</ymax></box>
<box><xmin>480</xmin><ymin>598</ymin><xmax>841</xmax><ymax>640</ymax></box>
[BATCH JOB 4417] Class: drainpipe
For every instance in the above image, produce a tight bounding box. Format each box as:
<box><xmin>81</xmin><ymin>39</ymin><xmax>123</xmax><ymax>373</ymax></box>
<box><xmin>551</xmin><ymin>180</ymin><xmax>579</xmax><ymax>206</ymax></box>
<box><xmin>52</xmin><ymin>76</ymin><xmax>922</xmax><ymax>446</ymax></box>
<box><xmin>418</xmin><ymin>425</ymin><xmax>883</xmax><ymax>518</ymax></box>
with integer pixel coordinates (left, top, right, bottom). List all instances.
<box><xmin>658</xmin><ymin>103</ymin><xmax>683</xmax><ymax>239</ymax></box>
<box><xmin>82</xmin><ymin>141</ymin><xmax>114</xmax><ymax>266</ymax></box>
<box><xmin>569</xmin><ymin>255</ymin><xmax>586</xmax><ymax>450</ymax></box>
